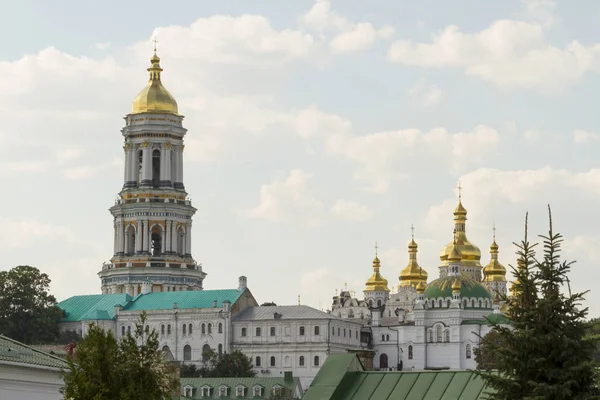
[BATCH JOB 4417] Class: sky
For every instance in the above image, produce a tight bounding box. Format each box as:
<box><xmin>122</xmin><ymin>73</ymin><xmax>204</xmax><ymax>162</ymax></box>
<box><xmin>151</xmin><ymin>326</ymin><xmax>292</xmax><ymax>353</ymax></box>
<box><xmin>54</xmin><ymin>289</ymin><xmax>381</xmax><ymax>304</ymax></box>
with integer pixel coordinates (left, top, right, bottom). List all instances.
<box><xmin>2</xmin><ymin>0</ymin><xmax>600</xmax><ymax>316</ymax></box>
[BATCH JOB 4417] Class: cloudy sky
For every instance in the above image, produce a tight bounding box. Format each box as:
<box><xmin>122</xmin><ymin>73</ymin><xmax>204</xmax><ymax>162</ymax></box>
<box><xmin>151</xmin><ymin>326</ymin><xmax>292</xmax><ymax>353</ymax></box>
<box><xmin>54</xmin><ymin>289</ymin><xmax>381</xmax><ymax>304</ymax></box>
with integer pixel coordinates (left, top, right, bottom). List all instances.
<box><xmin>2</xmin><ymin>0</ymin><xmax>600</xmax><ymax>316</ymax></box>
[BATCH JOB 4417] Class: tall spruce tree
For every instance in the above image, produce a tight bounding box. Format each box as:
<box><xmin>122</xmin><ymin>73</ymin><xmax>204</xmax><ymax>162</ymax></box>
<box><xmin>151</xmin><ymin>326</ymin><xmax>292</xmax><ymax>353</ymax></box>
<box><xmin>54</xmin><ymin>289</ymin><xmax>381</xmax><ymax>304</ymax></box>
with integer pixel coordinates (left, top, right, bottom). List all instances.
<box><xmin>476</xmin><ymin>207</ymin><xmax>599</xmax><ymax>399</ymax></box>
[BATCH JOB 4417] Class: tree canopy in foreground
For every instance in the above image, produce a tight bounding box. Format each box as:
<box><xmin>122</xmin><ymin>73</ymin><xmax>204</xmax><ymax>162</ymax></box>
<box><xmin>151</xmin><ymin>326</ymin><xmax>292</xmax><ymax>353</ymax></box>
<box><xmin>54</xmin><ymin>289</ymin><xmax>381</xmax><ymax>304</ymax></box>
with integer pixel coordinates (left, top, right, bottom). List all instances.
<box><xmin>475</xmin><ymin>207</ymin><xmax>599</xmax><ymax>399</ymax></box>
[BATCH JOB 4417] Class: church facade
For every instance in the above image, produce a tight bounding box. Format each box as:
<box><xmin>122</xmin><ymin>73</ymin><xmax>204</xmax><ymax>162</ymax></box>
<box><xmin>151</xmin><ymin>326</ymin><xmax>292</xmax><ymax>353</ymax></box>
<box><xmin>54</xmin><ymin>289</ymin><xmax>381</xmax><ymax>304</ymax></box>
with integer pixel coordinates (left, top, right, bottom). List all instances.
<box><xmin>331</xmin><ymin>197</ymin><xmax>510</xmax><ymax>371</ymax></box>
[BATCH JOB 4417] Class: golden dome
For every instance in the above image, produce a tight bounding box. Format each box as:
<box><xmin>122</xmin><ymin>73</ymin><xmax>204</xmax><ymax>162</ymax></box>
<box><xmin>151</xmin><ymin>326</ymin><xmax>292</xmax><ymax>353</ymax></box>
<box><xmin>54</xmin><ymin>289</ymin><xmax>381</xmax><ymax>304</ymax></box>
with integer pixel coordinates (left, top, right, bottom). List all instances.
<box><xmin>439</xmin><ymin>199</ymin><xmax>482</xmax><ymax>270</ymax></box>
<box><xmin>365</xmin><ymin>256</ymin><xmax>390</xmax><ymax>292</ymax></box>
<box><xmin>448</xmin><ymin>244</ymin><xmax>461</xmax><ymax>263</ymax></box>
<box><xmin>416</xmin><ymin>281</ymin><xmax>426</xmax><ymax>294</ymax></box>
<box><xmin>483</xmin><ymin>239</ymin><xmax>507</xmax><ymax>283</ymax></box>
<box><xmin>399</xmin><ymin>236</ymin><xmax>428</xmax><ymax>288</ymax></box>
<box><xmin>452</xmin><ymin>278</ymin><xmax>461</xmax><ymax>292</ymax></box>
<box><xmin>131</xmin><ymin>52</ymin><xmax>179</xmax><ymax>115</ymax></box>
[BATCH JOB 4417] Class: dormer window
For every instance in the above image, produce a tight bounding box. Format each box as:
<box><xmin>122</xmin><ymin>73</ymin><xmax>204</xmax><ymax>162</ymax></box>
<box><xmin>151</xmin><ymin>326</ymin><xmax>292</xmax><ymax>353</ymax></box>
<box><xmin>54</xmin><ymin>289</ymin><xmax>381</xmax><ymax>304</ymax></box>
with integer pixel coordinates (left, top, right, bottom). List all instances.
<box><xmin>201</xmin><ymin>385</ymin><xmax>212</xmax><ymax>397</ymax></box>
<box><xmin>183</xmin><ymin>384</ymin><xmax>196</xmax><ymax>397</ymax></box>
<box><xmin>218</xmin><ymin>385</ymin><xmax>229</xmax><ymax>397</ymax></box>
<box><xmin>253</xmin><ymin>385</ymin><xmax>263</xmax><ymax>397</ymax></box>
<box><xmin>236</xmin><ymin>385</ymin><xmax>246</xmax><ymax>397</ymax></box>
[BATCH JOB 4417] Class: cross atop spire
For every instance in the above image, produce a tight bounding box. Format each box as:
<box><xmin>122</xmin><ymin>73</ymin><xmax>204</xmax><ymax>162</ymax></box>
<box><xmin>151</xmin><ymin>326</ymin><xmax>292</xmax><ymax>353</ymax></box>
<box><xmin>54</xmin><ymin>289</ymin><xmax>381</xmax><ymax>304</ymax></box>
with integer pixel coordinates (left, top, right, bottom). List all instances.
<box><xmin>152</xmin><ymin>36</ymin><xmax>159</xmax><ymax>53</ymax></box>
<box><xmin>374</xmin><ymin>242</ymin><xmax>379</xmax><ymax>257</ymax></box>
<box><xmin>453</xmin><ymin>228</ymin><xmax>457</xmax><ymax>245</ymax></box>
<box><xmin>457</xmin><ymin>181</ymin><xmax>462</xmax><ymax>201</ymax></box>
<box><xmin>493</xmin><ymin>223</ymin><xmax>496</xmax><ymax>240</ymax></box>
<box><xmin>411</xmin><ymin>224</ymin><xmax>415</xmax><ymax>239</ymax></box>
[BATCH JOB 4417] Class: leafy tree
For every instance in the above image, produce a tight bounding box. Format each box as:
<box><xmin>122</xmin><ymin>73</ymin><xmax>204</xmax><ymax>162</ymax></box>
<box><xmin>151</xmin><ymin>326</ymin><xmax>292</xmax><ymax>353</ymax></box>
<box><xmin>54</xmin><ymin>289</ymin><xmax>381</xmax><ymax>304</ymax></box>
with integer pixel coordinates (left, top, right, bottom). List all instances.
<box><xmin>196</xmin><ymin>349</ymin><xmax>256</xmax><ymax>378</ymax></box>
<box><xmin>180</xmin><ymin>363</ymin><xmax>201</xmax><ymax>378</ymax></box>
<box><xmin>476</xmin><ymin>208</ymin><xmax>599</xmax><ymax>399</ymax></box>
<box><xmin>0</xmin><ymin>265</ymin><xmax>63</xmax><ymax>344</ymax></box>
<box><xmin>270</xmin><ymin>386</ymin><xmax>299</xmax><ymax>400</ymax></box>
<box><xmin>261</xmin><ymin>302</ymin><xmax>277</xmax><ymax>306</ymax></box>
<box><xmin>474</xmin><ymin>329</ymin><xmax>505</xmax><ymax>370</ymax></box>
<box><xmin>62</xmin><ymin>312</ymin><xmax>179</xmax><ymax>400</ymax></box>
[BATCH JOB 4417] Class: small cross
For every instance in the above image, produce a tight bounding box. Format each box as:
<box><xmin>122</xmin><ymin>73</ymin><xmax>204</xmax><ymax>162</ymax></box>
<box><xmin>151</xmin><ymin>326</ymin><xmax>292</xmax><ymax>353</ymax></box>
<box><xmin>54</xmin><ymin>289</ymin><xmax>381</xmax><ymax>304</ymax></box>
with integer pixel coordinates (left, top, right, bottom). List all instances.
<box><xmin>410</xmin><ymin>224</ymin><xmax>415</xmax><ymax>239</ymax></box>
<box><xmin>344</xmin><ymin>282</ymin><xmax>348</xmax><ymax>290</ymax></box>
<box><xmin>457</xmin><ymin>181</ymin><xmax>462</xmax><ymax>200</ymax></box>
<box><xmin>453</xmin><ymin>228</ymin><xmax>457</xmax><ymax>244</ymax></box>
<box><xmin>492</xmin><ymin>223</ymin><xmax>496</xmax><ymax>240</ymax></box>
<box><xmin>152</xmin><ymin>36</ymin><xmax>159</xmax><ymax>53</ymax></box>
<box><xmin>374</xmin><ymin>242</ymin><xmax>379</xmax><ymax>256</ymax></box>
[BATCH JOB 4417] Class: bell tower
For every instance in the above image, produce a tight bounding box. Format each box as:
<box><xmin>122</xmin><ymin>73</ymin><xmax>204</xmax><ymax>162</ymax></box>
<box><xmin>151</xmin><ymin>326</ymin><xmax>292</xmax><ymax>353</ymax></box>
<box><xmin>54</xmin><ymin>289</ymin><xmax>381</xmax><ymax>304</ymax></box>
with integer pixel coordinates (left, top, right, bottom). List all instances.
<box><xmin>99</xmin><ymin>45</ymin><xmax>206</xmax><ymax>295</ymax></box>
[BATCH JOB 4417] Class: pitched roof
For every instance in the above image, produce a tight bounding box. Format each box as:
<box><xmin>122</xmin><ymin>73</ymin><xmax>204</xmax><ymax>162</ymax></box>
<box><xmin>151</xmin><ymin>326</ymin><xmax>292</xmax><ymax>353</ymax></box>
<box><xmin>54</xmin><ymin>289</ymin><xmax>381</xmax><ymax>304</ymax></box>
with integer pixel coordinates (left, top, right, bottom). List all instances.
<box><xmin>0</xmin><ymin>335</ymin><xmax>70</xmax><ymax>370</ymax></box>
<box><xmin>59</xmin><ymin>293</ymin><xmax>132</xmax><ymax>322</ymax></box>
<box><xmin>234</xmin><ymin>305</ymin><xmax>339</xmax><ymax>321</ymax></box>
<box><xmin>123</xmin><ymin>289</ymin><xmax>245</xmax><ymax>311</ymax></box>
<box><xmin>180</xmin><ymin>377</ymin><xmax>301</xmax><ymax>399</ymax></box>
<box><xmin>303</xmin><ymin>354</ymin><xmax>494</xmax><ymax>400</ymax></box>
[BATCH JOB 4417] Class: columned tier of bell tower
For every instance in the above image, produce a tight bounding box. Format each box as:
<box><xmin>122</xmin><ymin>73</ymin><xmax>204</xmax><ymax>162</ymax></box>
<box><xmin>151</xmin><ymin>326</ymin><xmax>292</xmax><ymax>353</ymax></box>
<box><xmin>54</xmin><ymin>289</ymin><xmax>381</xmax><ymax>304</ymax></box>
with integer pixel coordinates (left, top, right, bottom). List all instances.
<box><xmin>99</xmin><ymin>51</ymin><xmax>206</xmax><ymax>295</ymax></box>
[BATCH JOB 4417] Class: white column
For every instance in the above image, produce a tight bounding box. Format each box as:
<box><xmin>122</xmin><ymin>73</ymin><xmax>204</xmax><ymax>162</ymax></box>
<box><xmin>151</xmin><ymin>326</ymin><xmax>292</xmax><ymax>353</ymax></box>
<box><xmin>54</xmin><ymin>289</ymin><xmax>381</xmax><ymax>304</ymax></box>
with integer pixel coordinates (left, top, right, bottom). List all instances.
<box><xmin>173</xmin><ymin>147</ymin><xmax>182</xmax><ymax>184</ymax></box>
<box><xmin>142</xmin><ymin>145</ymin><xmax>152</xmax><ymax>183</ymax></box>
<box><xmin>172</xmin><ymin>222</ymin><xmax>178</xmax><ymax>255</ymax></box>
<box><xmin>185</xmin><ymin>222</ymin><xmax>192</xmax><ymax>256</ymax></box>
<box><xmin>135</xmin><ymin>223</ymin><xmax>142</xmax><ymax>253</ymax></box>
<box><xmin>161</xmin><ymin>228</ymin><xmax>166</xmax><ymax>255</ymax></box>
<box><xmin>179</xmin><ymin>147</ymin><xmax>184</xmax><ymax>184</ymax></box>
<box><xmin>130</xmin><ymin>147</ymin><xmax>138</xmax><ymax>183</ymax></box>
<box><xmin>123</xmin><ymin>147</ymin><xmax>130</xmax><ymax>185</ymax></box>
<box><xmin>159</xmin><ymin>144</ymin><xmax>167</xmax><ymax>183</ymax></box>
<box><xmin>142</xmin><ymin>220</ymin><xmax>149</xmax><ymax>253</ymax></box>
<box><xmin>113</xmin><ymin>223</ymin><xmax>118</xmax><ymax>255</ymax></box>
<box><xmin>165</xmin><ymin>221</ymin><xmax>172</xmax><ymax>253</ymax></box>
<box><xmin>164</xmin><ymin>146</ymin><xmax>172</xmax><ymax>184</ymax></box>
<box><xmin>116</xmin><ymin>222</ymin><xmax>123</xmax><ymax>254</ymax></box>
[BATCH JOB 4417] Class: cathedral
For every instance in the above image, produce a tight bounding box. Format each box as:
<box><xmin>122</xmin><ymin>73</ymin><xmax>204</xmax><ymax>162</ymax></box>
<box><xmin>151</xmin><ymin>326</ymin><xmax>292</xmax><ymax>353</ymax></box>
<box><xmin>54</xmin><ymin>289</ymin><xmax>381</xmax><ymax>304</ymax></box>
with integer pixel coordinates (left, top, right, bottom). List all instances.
<box><xmin>331</xmin><ymin>196</ymin><xmax>510</xmax><ymax>371</ymax></box>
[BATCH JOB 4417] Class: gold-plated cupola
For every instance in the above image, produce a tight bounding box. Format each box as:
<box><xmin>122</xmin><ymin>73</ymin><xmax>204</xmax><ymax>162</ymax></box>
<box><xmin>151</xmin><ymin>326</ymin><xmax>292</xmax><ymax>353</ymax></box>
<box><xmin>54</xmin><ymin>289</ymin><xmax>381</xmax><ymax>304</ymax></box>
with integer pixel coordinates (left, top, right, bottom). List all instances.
<box><xmin>131</xmin><ymin>46</ymin><xmax>178</xmax><ymax>115</ymax></box>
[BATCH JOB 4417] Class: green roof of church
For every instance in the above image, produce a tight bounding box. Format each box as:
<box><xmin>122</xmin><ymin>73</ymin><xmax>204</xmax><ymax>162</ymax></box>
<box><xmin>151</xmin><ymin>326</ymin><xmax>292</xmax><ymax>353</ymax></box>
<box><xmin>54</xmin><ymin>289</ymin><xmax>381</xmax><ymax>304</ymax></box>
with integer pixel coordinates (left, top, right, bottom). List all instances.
<box><xmin>303</xmin><ymin>354</ymin><xmax>494</xmax><ymax>400</ymax></box>
<box><xmin>59</xmin><ymin>293</ymin><xmax>132</xmax><ymax>322</ymax></box>
<box><xmin>0</xmin><ymin>334</ymin><xmax>69</xmax><ymax>370</ymax></box>
<box><xmin>179</xmin><ymin>377</ymin><xmax>302</xmax><ymax>399</ymax></box>
<box><xmin>59</xmin><ymin>289</ymin><xmax>246</xmax><ymax>322</ymax></box>
<box><xmin>424</xmin><ymin>276</ymin><xmax>492</xmax><ymax>301</ymax></box>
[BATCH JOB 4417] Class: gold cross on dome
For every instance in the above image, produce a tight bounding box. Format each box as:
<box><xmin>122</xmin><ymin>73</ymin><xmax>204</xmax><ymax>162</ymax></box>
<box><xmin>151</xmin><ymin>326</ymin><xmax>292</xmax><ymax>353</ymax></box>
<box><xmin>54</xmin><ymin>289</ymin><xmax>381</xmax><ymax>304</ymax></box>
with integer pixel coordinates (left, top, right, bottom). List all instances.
<box><xmin>152</xmin><ymin>36</ymin><xmax>159</xmax><ymax>52</ymax></box>
<box><xmin>493</xmin><ymin>223</ymin><xmax>496</xmax><ymax>240</ymax></box>
<box><xmin>411</xmin><ymin>224</ymin><xmax>415</xmax><ymax>239</ymax></box>
<box><xmin>457</xmin><ymin>181</ymin><xmax>462</xmax><ymax>200</ymax></box>
<box><xmin>374</xmin><ymin>242</ymin><xmax>379</xmax><ymax>256</ymax></box>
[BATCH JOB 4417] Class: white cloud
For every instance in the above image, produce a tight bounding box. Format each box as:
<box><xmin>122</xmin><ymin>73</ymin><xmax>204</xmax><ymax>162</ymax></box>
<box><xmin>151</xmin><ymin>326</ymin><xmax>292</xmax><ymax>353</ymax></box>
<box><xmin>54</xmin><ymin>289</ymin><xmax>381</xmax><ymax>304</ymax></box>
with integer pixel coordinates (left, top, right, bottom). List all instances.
<box><xmin>301</xmin><ymin>268</ymin><xmax>330</xmax><ymax>287</ymax></box>
<box><xmin>327</xmin><ymin>125</ymin><xmax>500</xmax><ymax>192</ymax></box>
<box><xmin>291</xmin><ymin>106</ymin><xmax>352</xmax><ymax>138</ymax></box>
<box><xmin>0</xmin><ymin>217</ymin><xmax>76</xmax><ymax>249</ymax></box>
<box><xmin>243</xmin><ymin>169</ymin><xmax>324</xmax><ymax>224</ymax></box>
<box><xmin>388</xmin><ymin>19</ymin><xmax>600</xmax><ymax>89</ymax></box>
<box><xmin>573</xmin><ymin>129</ymin><xmax>600</xmax><ymax>143</ymax></box>
<box><xmin>407</xmin><ymin>78</ymin><xmax>443</xmax><ymax>107</ymax></box>
<box><xmin>63</xmin><ymin>157</ymin><xmax>121</xmax><ymax>180</ymax></box>
<box><xmin>524</xmin><ymin>129</ymin><xmax>540</xmax><ymax>141</ymax></box>
<box><xmin>95</xmin><ymin>42</ymin><xmax>111</xmax><ymax>50</ymax></box>
<box><xmin>300</xmin><ymin>0</ymin><xmax>352</xmax><ymax>31</ymax></box>
<box><xmin>520</xmin><ymin>0</ymin><xmax>557</xmax><ymax>27</ymax></box>
<box><xmin>330</xmin><ymin>199</ymin><xmax>373</xmax><ymax>221</ymax></box>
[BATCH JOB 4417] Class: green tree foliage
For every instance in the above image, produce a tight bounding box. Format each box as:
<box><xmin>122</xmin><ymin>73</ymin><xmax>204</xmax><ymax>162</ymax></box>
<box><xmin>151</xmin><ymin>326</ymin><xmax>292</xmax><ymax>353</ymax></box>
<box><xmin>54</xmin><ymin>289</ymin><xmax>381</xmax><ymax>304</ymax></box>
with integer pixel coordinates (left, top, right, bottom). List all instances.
<box><xmin>180</xmin><ymin>349</ymin><xmax>255</xmax><ymax>378</ymax></box>
<box><xmin>261</xmin><ymin>302</ymin><xmax>277</xmax><ymax>306</ymax></box>
<box><xmin>0</xmin><ymin>265</ymin><xmax>63</xmax><ymax>344</ymax></box>
<box><xmin>474</xmin><ymin>329</ymin><xmax>505</xmax><ymax>370</ymax></box>
<box><xmin>476</xmin><ymin>208</ymin><xmax>599</xmax><ymax>399</ymax></box>
<box><xmin>62</xmin><ymin>312</ymin><xmax>179</xmax><ymax>400</ymax></box>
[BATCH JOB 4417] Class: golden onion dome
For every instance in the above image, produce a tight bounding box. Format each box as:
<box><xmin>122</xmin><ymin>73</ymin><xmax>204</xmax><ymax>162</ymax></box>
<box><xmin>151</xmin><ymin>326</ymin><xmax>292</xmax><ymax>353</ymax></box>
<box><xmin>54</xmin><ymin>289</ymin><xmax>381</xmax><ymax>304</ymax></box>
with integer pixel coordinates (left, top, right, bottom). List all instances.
<box><xmin>131</xmin><ymin>52</ymin><xmax>179</xmax><ymax>115</ymax></box>
<box><xmin>448</xmin><ymin>244</ymin><xmax>461</xmax><ymax>263</ymax></box>
<box><xmin>439</xmin><ymin>199</ymin><xmax>482</xmax><ymax>269</ymax></box>
<box><xmin>416</xmin><ymin>281</ymin><xmax>426</xmax><ymax>294</ymax></box>
<box><xmin>452</xmin><ymin>278</ymin><xmax>462</xmax><ymax>292</ymax></box>
<box><xmin>483</xmin><ymin>239</ymin><xmax>507</xmax><ymax>283</ymax></box>
<box><xmin>365</xmin><ymin>256</ymin><xmax>390</xmax><ymax>292</ymax></box>
<box><xmin>399</xmin><ymin>236</ymin><xmax>428</xmax><ymax>288</ymax></box>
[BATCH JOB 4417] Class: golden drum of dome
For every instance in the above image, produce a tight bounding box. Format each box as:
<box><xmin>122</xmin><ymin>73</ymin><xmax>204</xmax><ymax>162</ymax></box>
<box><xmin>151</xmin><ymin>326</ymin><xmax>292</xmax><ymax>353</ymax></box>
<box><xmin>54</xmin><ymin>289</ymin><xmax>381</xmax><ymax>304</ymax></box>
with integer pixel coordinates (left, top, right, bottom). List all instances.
<box><xmin>399</xmin><ymin>238</ymin><xmax>428</xmax><ymax>288</ymax></box>
<box><xmin>365</xmin><ymin>256</ymin><xmax>390</xmax><ymax>292</ymax></box>
<box><xmin>131</xmin><ymin>53</ymin><xmax>179</xmax><ymax>115</ymax></box>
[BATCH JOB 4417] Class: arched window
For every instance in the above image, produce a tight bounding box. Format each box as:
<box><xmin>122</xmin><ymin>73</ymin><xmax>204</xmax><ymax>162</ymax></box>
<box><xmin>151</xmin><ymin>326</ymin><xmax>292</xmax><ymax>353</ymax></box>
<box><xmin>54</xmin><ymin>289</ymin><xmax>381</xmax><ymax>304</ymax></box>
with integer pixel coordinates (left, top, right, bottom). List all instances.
<box><xmin>381</xmin><ymin>334</ymin><xmax>385</xmax><ymax>342</ymax></box>
<box><xmin>152</xmin><ymin>149</ymin><xmax>160</xmax><ymax>188</ymax></box>
<box><xmin>219</xmin><ymin>323</ymin><xmax>223</xmax><ymax>333</ymax></box>
<box><xmin>241</xmin><ymin>327</ymin><xmax>247</xmax><ymax>337</ymax></box>
<box><xmin>436</xmin><ymin>325</ymin><xmax>442</xmax><ymax>342</ymax></box>
<box><xmin>150</xmin><ymin>224</ymin><xmax>162</xmax><ymax>256</ymax></box>
<box><xmin>162</xmin><ymin>345</ymin><xmax>170</xmax><ymax>353</ymax></box>
<box><xmin>183</xmin><ymin>324</ymin><xmax>187</xmax><ymax>335</ymax></box>
<box><xmin>386</xmin><ymin>334</ymin><xmax>390</xmax><ymax>341</ymax></box>
<box><xmin>431</xmin><ymin>300</ymin><xmax>435</xmax><ymax>309</ymax></box>
<box><xmin>177</xmin><ymin>227</ymin><xmax>185</xmax><ymax>256</ymax></box>
<box><xmin>202</xmin><ymin>323</ymin><xmax>206</xmax><ymax>334</ymax></box>
<box><xmin>343</xmin><ymin>329</ymin><xmax>346</xmax><ymax>337</ymax></box>
<box><xmin>445</xmin><ymin>330</ymin><xmax>450</xmax><ymax>342</ymax></box>
<box><xmin>428</xmin><ymin>331</ymin><xmax>433</xmax><ymax>342</ymax></box>
<box><xmin>183</xmin><ymin>345</ymin><xmax>192</xmax><ymax>361</ymax></box>
<box><xmin>380</xmin><ymin>353</ymin><xmax>388</xmax><ymax>369</ymax></box>
<box><xmin>408</xmin><ymin>345</ymin><xmax>413</xmax><ymax>360</ymax></box>
<box><xmin>471</xmin><ymin>299</ymin><xmax>475</xmax><ymax>307</ymax></box>
<box><xmin>314</xmin><ymin>356</ymin><xmax>320</xmax><ymax>366</ymax></box>
<box><xmin>337</xmin><ymin>327</ymin><xmax>340</xmax><ymax>336</ymax></box>
<box><xmin>447</xmin><ymin>299</ymin><xmax>451</xmax><ymax>307</ymax></box>
<box><xmin>121</xmin><ymin>326</ymin><xmax>125</xmax><ymax>336</ymax></box>
<box><xmin>369</xmin><ymin>299</ymin><xmax>373</xmax><ymax>307</ymax></box>
<box><xmin>270</xmin><ymin>327</ymin><xmax>276</xmax><ymax>336</ymax></box>
<box><xmin>377</xmin><ymin>299</ymin><xmax>382</xmax><ymax>307</ymax></box>
<box><xmin>270</xmin><ymin>356</ymin><xmax>276</xmax><ymax>367</ymax></box>
<box><xmin>188</xmin><ymin>324</ymin><xmax>193</xmax><ymax>335</ymax></box>
<box><xmin>348</xmin><ymin>309</ymin><xmax>354</xmax><ymax>318</ymax></box>
<box><xmin>332</xmin><ymin>326</ymin><xmax>335</xmax><ymax>335</ymax></box>
<box><xmin>463</xmin><ymin>299</ymin><xmax>468</xmax><ymax>308</ymax></box>
<box><xmin>438</xmin><ymin>299</ymin><xmax>442</xmax><ymax>308</ymax></box>
<box><xmin>314</xmin><ymin>326</ymin><xmax>320</xmax><ymax>335</ymax></box>
<box><xmin>167</xmin><ymin>324</ymin><xmax>171</xmax><ymax>335</ymax></box>
<box><xmin>255</xmin><ymin>356</ymin><xmax>261</xmax><ymax>367</ymax></box>
<box><xmin>466</xmin><ymin>344</ymin><xmax>472</xmax><ymax>359</ymax></box>
<box><xmin>218</xmin><ymin>344</ymin><xmax>223</xmax><ymax>355</ymax></box>
<box><xmin>125</xmin><ymin>225</ymin><xmax>136</xmax><ymax>256</ymax></box>
<box><xmin>256</xmin><ymin>327</ymin><xmax>261</xmax><ymax>336</ymax></box>
<box><xmin>478</xmin><ymin>299</ymin><xmax>482</xmax><ymax>308</ymax></box>
<box><xmin>208</xmin><ymin>323</ymin><xmax>212</xmax><ymax>334</ymax></box>
<box><xmin>161</xmin><ymin>325</ymin><xmax>165</xmax><ymax>335</ymax></box>
<box><xmin>202</xmin><ymin>344</ymin><xmax>211</xmax><ymax>362</ymax></box>
<box><xmin>137</xmin><ymin>150</ymin><xmax>143</xmax><ymax>185</ymax></box>
<box><xmin>127</xmin><ymin>325</ymin><xmax>131</xmax><ymax>335</ymax></box>
<box><xmin>299</xmin><ymin>356</ymin><xmax>305</xmax><ymax>366</ymax></box>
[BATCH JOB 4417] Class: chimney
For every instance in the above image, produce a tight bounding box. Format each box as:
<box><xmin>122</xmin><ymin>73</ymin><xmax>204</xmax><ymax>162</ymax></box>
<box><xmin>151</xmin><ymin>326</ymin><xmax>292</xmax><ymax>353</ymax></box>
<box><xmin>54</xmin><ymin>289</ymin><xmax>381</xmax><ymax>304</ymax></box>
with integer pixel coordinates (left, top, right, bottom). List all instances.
<box><xmin>141</xmin><ymin>281</ymin><xmax>152</xmax><ymax>295</ymax></box>
<box><xmin>213</xmin><ymin>300</ymin><xmax>217</xmax><ymax>308</ymax></box>
<box><xmin>114</xmin><ymin>305</ymin><xmax>122</xmax><ymax>316</ymax></box>
<box><xmin>238</xmin><ymin>276</ymin><xmax>247</xmax><ymax>291</ymax></box>
<box><xmin>173</xmin><ymin>303</ymin><xmax>178</xmax><ymax>309</ymax></box>
<box><xmin>222</xmin><ymin>300</ymin><xmax>231</xmax><ymax>312</ymax></box>
<box><xmin>284</xmin><ymin>371</ymin><xmax>293</xmax><ymax>382</ymax></box>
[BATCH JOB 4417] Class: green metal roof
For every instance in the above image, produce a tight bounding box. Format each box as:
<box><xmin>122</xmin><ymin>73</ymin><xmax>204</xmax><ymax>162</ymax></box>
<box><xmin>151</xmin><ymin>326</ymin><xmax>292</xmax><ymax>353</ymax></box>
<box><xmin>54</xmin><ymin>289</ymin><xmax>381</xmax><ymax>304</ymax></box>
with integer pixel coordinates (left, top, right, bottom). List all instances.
<box><xmin>0</xmin><ymin>334</ymin><xmax>70</xmax><ymax>370</ymax></box>
<box><xmin>59</xmin><ymin>293</ymin><xmax>132</xmax><ymax>322</ymax></box>
<box><xmin>123</xmin><ymin>289</ymin><xmax>245</xmax><ymax>311</ymax></box>
<box><xmin>304</xmin><ymin>354</ymin><xmax>494</xmax><ymax>400</ymax></box>
<box><xmin>462</xmin><ymin>313</ymin><xmax>510</xmax><ymax>326</ymax></box>
<box><xmin>424</xmin><ymin>276</ymin><xmax>492</xmax><ymax>301</ymax></box>
<box><xmin>179</xmin><ymin>377</ymin><xmax>301</xmax><ymax>399</ymax></box>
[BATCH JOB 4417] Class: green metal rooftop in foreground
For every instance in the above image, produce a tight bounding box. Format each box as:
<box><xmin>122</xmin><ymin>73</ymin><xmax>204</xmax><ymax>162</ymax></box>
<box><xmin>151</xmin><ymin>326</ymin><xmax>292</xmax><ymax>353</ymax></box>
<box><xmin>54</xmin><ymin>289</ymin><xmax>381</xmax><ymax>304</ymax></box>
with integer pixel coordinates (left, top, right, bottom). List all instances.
<box><xmin>303</xmin><ymin>354</ymin><xmax>493</xmax><ymax>400</ymax></box>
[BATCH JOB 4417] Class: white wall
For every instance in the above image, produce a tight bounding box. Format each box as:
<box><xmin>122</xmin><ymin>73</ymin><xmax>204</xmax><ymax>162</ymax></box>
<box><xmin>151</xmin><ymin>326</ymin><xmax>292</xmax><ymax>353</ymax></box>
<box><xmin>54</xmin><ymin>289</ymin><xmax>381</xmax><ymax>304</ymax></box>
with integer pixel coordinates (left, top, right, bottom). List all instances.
<box><xmin>0</xmin><ymin>364</ymin><xmax>63</xmax><ymax>400</ymax></box>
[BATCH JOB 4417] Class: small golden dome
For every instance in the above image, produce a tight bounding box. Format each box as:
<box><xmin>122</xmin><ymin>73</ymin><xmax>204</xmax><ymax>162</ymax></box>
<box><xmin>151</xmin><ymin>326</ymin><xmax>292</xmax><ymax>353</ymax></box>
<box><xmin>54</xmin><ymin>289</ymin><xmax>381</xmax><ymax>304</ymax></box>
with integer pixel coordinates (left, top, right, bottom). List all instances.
<box><xmin>448</xmin><ymin>245</ymin><xmax>461</xmax><ymax>263</ymax></box>
<box><xmin>439</xmin><ymin>199</ymin><xmax>482</xmax><ymax>270</ymax></box>
<box><xmin>399</xmin><ymin>236</ymin><xmax>428</xmax><ymax>288</ymax></box>
<box><xmin>416</xmin><ymin>281</ymin><xmax>426</xmax><ymax>294</ymax></box>
<box><xmin>483</xmin><ymin>239</ymin><xmax>507</xmax><ymax>283</ymax></box>
<box><xmin>365</xmin><ymin>255</ymin><xmax>390</xmax><ymax>292</ymax></box>
<box><xmin>454</xmin><ymin>200</ymin><xmax>467</xmax><ymax>216</ymax></box>
<box><xmin>131</xmin><ymin>52</ymin><xmax>179</xmax><ymax>115</ymax></box>
<box><xmin>452</xmin><ymin>278</ymin><xmax>461</xmax><ymax>292</ymax></box>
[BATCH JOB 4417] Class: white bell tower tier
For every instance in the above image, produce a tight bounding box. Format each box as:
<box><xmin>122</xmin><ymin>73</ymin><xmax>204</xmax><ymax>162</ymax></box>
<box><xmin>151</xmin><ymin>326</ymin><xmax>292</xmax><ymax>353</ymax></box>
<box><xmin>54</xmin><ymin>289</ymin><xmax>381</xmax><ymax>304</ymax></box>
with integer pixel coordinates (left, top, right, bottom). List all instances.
<box><xmin>99</xmin><ymin>48</ymin><xmax>206</xmax><ymax>295</ymax></box>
